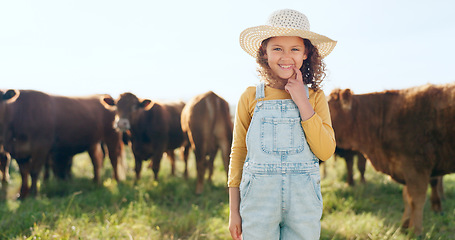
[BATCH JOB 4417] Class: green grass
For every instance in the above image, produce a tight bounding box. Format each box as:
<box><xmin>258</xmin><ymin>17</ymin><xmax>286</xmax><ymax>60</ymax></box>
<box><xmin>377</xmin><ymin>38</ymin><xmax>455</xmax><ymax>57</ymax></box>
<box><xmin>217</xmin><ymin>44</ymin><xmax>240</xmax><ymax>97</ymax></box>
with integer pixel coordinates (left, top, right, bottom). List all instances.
<box><xmin>1</xmin><ymin>150</ymin><xmax>454</xmax><ymax>239</ymax></box>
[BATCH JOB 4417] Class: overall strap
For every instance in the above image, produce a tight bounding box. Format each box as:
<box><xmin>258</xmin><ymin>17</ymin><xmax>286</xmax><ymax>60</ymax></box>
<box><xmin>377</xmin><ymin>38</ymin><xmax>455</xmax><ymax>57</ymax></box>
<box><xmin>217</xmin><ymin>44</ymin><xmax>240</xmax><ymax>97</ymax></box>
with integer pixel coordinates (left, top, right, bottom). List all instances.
<box><xmin>255</xmin><ymin>82</ymin><xmax>265</xmax><ymax>100</ymax></box>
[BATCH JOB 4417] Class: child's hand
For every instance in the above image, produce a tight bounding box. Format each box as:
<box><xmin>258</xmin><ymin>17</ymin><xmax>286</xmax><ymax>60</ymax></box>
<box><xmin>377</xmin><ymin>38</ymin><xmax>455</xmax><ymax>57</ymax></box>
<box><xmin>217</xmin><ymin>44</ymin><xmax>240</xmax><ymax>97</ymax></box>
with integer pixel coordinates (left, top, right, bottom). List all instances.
<box><xmin>285</xmin><ymin>67</ymin><xmax>308</xmax><ymax>104</ymax></box>
<box><xmin>285</xmin><ymin>67</ymin><xmax>315</xmax><ymax>121</ymax></box>
<box><xmin>229</xmin><ymin>210</ymin><xmax>242</xmax><ymax>240</ymax></box>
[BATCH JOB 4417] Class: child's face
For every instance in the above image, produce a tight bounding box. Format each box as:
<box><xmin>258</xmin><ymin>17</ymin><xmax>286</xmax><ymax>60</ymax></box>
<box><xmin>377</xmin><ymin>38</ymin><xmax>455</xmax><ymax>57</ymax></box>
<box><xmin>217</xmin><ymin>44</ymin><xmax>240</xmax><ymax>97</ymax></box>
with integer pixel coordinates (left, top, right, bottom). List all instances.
<box><xmin>264</xmin><ymin>36</ymin><xmax>307</xmax><ymax>80</ymax></box>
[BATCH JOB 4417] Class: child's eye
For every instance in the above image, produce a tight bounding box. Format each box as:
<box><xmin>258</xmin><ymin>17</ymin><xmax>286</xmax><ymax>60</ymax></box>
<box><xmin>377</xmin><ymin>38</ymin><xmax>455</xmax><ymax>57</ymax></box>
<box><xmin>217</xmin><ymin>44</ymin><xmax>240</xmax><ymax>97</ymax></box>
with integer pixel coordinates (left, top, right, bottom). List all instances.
<box><xmin>273</xmin><ymin>47</ymin><xmax>282</xmax><ymax>51</ymax></box>
<box><xmin>292</xmin><ymin>48</ymin><xmax>301</xmax><ymax>51</ymax></box>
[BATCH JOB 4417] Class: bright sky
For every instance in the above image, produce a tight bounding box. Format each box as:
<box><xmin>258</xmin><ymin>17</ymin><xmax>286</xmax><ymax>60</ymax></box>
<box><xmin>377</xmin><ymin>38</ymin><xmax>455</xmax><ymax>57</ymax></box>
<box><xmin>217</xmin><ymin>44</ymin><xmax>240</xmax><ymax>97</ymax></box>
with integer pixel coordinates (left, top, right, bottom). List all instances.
<box><xmin>1</xmin><ymin>0</ymin><xmax>454</xmax><ymax>104</ymax></box>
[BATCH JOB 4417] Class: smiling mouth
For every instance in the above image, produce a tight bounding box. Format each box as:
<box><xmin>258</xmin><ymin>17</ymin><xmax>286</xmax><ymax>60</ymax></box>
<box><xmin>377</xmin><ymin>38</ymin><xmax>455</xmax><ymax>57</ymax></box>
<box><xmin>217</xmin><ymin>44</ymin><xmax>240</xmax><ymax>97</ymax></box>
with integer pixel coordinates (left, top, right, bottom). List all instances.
<box><xmin>279</xmin><ymin>64</ymin><xmax>294</xmax><ymax>69</ymax></box>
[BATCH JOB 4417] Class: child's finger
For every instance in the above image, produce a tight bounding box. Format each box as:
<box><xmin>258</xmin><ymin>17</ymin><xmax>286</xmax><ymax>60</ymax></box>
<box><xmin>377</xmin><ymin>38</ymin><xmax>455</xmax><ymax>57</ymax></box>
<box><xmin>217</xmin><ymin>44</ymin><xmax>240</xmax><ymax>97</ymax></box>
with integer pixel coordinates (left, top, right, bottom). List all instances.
<box><xmin>230</xmin><ymin>226</ymin><xmax>242</xmax><ymax>240</ymax></box>
<box><xmin>293</xmin><ymin>67</ymin><xmax>303</xmax><ymax>82</ymax></box>
<box><xmin>285</xmin><ymin>84</ymin><xmax>290</xmax><ymax>94</ymax></box>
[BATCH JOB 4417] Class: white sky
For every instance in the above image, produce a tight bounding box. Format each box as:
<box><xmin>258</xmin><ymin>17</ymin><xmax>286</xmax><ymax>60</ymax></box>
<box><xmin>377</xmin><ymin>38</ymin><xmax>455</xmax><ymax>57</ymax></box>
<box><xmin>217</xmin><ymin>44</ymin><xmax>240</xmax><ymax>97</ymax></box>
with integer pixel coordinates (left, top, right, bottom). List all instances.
<box><xmin>1</xmin><ymin>0</ymin><xmax>454</xmax><ymax>104</ymax></box>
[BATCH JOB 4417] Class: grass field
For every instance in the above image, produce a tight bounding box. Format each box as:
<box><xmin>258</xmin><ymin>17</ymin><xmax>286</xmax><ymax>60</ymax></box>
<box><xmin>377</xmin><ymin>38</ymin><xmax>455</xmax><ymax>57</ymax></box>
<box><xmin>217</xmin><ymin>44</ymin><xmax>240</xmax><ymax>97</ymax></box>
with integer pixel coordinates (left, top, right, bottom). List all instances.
<box><xmin>0</xmin><ymin>149</ymin><xmax>454</xmax><ymax>240</ymax></box>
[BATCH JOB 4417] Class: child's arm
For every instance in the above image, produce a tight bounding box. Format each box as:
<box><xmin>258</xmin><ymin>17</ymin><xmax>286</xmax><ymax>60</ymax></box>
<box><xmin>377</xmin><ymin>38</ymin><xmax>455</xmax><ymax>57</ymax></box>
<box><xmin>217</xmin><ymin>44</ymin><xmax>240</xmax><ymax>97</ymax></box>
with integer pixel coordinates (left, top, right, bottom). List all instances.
<box><xmin>229</xmin><ymin>187</ymin><xmax>242</xmax><ymax>240</ymax></box>
<box><xmin>228</xmin><ymin>88</ymin><xmax>253</xmax><ymax>187</ymax></box>
<box><xmin>228</xmin><ymin>90</ymin><xmax>252</xmax><ymax>239</ymax></box>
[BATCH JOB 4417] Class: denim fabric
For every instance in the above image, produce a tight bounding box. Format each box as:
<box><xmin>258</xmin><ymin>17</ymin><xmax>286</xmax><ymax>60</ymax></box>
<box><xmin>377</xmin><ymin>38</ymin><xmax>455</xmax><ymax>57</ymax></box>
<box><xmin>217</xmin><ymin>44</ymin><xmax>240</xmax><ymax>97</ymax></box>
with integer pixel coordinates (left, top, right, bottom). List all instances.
<box><xmin>240</xmin><ymin>83</ymin><xmax>322</xmax><ymax>240</ymax></box>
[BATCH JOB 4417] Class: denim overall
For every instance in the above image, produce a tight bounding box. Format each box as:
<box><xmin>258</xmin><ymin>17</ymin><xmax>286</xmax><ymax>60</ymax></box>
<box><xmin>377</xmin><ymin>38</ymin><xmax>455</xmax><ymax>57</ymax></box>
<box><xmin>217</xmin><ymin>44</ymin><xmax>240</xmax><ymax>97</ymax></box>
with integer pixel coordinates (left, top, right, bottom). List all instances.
<box><xmin>239</xmin><ymin>83</ymin><xmax>322</xmax><ymax>240</ymax></box>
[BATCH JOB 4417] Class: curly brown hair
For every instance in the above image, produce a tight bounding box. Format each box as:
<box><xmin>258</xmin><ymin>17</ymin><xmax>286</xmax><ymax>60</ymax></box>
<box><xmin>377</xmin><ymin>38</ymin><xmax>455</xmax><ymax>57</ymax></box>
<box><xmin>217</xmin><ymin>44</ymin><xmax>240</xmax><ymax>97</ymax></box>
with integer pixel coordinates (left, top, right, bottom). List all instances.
<box><xmin>256</xmin><ymin>38</ymin><xmax>327</xmax><ymax>91</ymax></box>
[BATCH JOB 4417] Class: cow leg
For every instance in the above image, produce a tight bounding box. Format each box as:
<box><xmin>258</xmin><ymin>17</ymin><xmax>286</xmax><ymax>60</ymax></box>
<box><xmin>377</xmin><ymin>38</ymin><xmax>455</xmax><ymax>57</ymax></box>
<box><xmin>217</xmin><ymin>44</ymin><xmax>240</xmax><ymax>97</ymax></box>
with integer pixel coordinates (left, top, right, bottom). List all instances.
<box><xmin>0</xmin><ymin>177</ymin><xmax>7</xmax><ymax>200</ymax></box>
<box><xmin>28</xmin><ymin>150</ymin><xmax>51</xmax><ymax>198</ymax></box>
<box><xmin>0</xmin><ymin>152</ymin><xmax>9</xmax><ymax>200</ymax></box>
<box><xmin>43</xmin><ymin>158</ymin><xmax>51</xmax><ymax>181</ymax></box>
<box><xmin>429</xmin><ymin>176</ymin><xmax>443</xmax><ymax>213</ymax></box>
<box><xmin>345</xmin><ymin>154</ymin><xmax>355</xmax><ymax>186</ymax></box>
<box><xmin>0</xmin><ymin>152</ymin><xmax>11</xmax><ymax>183</ymax></box>
<box><xmin>402</xmin><ymin>175</ymin><xmax>429</xmax><ymax>236</ymax></box>
<box><xmin>134</xmin><ymin>158</ymin><xmax>143</xmax><ymax>181</ymax></box>
<box><xmin>16</xmin><ymin>159</ymin><xmax>31</xmax><ymax>199</ymax></box>
<box><xmin>66</xmin><ymin>157</ymin><xmax>73</xmax><ymax>179</ymax></box>
<box><xmin>357</xmin><ymin>154</ymin><xmax>367</xmax><ymax>184</ymax></box>
<box><xmin>437</xmin><ymin>176</ymin><xmax>444</xmax><ymax>200</ymax></box>
<box><xmin>104</xmin><ymin>131</ymin><xmax>124</xmax><ymax>181</ymax></box>
<box><xmin>194</xmin><ymin>146</ymin><xmax>207</xmax><ymax>194</ymax></box>
<box><xmin>166</xmin><ymin>150</ymin><xmax>176</xmax><ymax>176</ymax></box>
<box><xmin>150</xmin><ymin>152</ymin><xmax>164</xmax><ymax>181</ymax></box>
<box><xmin>401</xmin><ymin>185</ymin><xmax>411</xmax><ymax>229</ymax></box>
<box><xmin>51</xmin><ymin>153</ymin><xmax>73</xmax><ymax>180</ymax></box>
<box><xmin>219</xmin><ymin>139</ymin><xmax>231</xmax><ymax>177</ymax></box>
<box><xmin>182</xmin><ymin>144</ymin><xmax>190</xmax><ymax>179</ymax></box>
<box><xmin>88</xmin><ymin>143</ymin><xmax>104</xmax><ymax>184</ymax></box>
<box><xmin>29</xmin><ymin>165</ymin><xmax>41</xmax><ymax>197</ymax></box>
<box><xmin>206</xmin><ymin>150</ymin><xmax>217</xmax><ymax>184</ymax></box>
<box><xmin>105</xmin><ymin>142</ymin><xmax>119</xmax><ymax>181</ymax></box>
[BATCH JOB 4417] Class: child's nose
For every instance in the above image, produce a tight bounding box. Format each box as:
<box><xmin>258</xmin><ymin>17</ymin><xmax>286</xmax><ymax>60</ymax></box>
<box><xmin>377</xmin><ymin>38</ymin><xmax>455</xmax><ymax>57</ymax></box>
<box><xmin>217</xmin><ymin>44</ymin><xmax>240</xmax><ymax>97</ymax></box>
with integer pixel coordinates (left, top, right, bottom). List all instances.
<box><xmin>281</xmin><ymin>51</ymin><xmax>293</xmax><ymax>59</ymax></box>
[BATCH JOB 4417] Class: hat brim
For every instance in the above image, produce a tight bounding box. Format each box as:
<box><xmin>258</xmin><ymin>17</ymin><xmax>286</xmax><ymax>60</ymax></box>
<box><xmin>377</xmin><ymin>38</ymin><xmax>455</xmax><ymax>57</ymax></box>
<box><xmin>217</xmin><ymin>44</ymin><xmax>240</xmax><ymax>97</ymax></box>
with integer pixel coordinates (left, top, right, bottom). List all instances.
<box><xmin>239</xmin><ymin>25</ymin><xmax>337</xmax><ymax>58</ymax></box>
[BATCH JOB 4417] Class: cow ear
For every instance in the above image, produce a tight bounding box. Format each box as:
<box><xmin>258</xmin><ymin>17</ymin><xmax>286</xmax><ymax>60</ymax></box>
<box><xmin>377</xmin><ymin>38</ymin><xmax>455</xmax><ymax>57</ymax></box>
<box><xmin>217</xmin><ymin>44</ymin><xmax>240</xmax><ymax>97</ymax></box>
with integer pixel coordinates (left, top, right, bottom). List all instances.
<box><xmin>340</xmin><ymin>89</ymin><xmax>352</xmax><ymax>100</ymax></box>
<box><xmin>103</xmin><ymin>96</ymin><xmax>116</xmax><ymax>106</ymax></box>
<box><xmin>340</xmin><ymin>89</ymin><xmax>353</xmax><ymax>110</ymax></box>
<box><xmin>3</xmin><ymin>89</ymin><xmax>20</xmax><ymax>102</ymax></box>
<box><xmin>139</xmin><ymin>99</ymin><xmax>154</xmax><ymax>110</ymax></box>
<box><xmin>329</xmin><ymin>89</ymin><xmax>341</xmax><ymax>101</ymax></box>
<box><xmin>100</xmin><ymin>95</ymin><xmax>117</xmax><ymax>110</ymax></box>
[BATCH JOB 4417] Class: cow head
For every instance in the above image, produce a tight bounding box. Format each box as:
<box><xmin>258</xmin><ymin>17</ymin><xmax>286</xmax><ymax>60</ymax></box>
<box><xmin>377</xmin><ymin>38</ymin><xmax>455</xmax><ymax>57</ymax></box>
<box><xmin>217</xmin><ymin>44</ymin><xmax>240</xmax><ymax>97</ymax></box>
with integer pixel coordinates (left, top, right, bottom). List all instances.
<box><xmin>102</xmin><ymin>92</ymin><xmax>153</xmax><ymax>132</ymax></box>
<box><xmin>328</xmin><ymin>88</ymin><xmax>356</xmax><ymax>149</ymax></box>
<box><xmin>328</xmin><ymin>88</ymin><xmax>354</xmax><ymax>108</ymax></box>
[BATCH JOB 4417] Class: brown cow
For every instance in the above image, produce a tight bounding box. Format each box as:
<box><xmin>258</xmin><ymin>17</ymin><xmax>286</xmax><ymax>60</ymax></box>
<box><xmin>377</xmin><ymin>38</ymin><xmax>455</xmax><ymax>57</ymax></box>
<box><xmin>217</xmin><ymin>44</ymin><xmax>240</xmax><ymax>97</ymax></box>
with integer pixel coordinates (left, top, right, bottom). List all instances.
<box><xmin>102</xmin><ymin>92</ymin><xmax>190</xmax><ymax>181</ymax></box>
<box><xmin>328</xmin><ymin>83</ymin><xmax>455</xmax><ymax>235</ymax></box>
<box><xmin>1</xmin><ymin>89</ymin><xmax>124</xmax><ymax>199</ymax></box>
<box><xmin>181</xmin><ymin>91</ymin><xmax>233</xmax><ymax>194</ymax></box>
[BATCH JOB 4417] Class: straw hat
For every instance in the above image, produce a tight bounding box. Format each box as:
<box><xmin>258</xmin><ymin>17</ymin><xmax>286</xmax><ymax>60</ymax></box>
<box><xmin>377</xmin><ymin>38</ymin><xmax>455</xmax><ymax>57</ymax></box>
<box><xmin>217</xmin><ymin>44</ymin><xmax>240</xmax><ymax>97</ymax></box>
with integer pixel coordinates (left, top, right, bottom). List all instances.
<box><xmin>239</xmin><ymin>9</ymin><xmax>337</xmax><ymax>58</ymax></box>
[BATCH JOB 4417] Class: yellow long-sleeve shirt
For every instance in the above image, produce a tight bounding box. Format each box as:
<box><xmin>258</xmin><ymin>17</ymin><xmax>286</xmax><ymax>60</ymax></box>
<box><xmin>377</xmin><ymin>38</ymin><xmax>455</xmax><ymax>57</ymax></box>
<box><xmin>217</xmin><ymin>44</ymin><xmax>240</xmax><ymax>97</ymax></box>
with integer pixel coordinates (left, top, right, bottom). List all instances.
<box><xmin>227</xmin><ymin>85</ymin><xmax>336</xmax><ymax>187</ymax></box>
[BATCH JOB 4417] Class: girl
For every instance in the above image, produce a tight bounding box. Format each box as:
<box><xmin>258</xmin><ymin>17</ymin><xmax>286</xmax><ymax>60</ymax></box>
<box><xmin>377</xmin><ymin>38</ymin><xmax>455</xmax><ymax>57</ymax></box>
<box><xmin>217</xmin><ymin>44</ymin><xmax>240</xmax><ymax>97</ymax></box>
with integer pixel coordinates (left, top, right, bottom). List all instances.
<box><xmin>228</xmin><ymin>9</ymin><xmax>337</xmax><ymax>240</ymax></box>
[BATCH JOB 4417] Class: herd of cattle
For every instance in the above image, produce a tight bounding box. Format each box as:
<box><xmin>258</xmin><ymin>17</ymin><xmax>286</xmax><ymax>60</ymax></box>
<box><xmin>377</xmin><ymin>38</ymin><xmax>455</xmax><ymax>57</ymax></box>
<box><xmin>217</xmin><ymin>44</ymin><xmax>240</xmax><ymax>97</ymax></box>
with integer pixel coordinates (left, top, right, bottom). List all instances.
<box><xmin>1</xmin><ymin>81</ymin><xmax>455</xmax><ymax>235</ymax></box>
<box><xmin>0</xmin><ymin>89</ymin><xmax>233</xmax><ymax>199</ymax></box>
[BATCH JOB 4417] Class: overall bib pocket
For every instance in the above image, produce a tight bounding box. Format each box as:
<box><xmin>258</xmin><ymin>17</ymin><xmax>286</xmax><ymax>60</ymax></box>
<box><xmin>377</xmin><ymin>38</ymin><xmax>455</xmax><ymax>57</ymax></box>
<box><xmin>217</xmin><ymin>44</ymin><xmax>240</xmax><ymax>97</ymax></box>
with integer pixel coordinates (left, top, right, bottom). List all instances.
<box><xmin>260</xmin><ymin>117</ymin><xmax>305</xmax><ymax>155</ymax></box>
